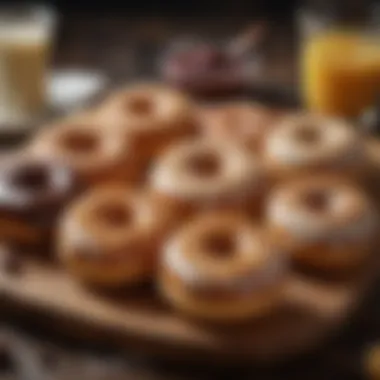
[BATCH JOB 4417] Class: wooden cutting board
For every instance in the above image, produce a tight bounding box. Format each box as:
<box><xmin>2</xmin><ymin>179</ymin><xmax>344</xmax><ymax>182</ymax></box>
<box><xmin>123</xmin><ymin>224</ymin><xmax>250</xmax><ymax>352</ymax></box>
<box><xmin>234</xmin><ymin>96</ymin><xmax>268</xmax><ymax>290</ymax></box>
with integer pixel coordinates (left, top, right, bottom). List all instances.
<box><xmin>0</xmin><ymin>100</ymin><xmax>376</xmax><ymax>363</ymax></box>
<box><xmin>0</xmin><ymin>253</ymin><xmax>377</xmax><ymax>364</ymax></box>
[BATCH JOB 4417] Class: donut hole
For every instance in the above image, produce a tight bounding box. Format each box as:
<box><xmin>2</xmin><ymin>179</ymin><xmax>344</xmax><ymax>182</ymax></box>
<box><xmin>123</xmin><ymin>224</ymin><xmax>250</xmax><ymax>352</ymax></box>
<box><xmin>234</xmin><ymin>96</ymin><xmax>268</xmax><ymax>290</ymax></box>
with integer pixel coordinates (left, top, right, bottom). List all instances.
<box><xmin>96</xmin><ymin>203</ymin><xmax>132</xmax><ymax>229</ymax></box>
<box><xmin>60</xmin><ymin>131</ymin><xmax>99</xmax><ymax>155</ymax></box>
<box><xmin>12</xmin><ymin>165</ymin><xmax>50</xmax><ymax>192</ymax></box>
<box><xmin>127</xmin><ymin>95</ymin><xmax>154</xmax><ymax>115</ymax></box>
<box><xmin>294</xmin><ymin>126</ymin><xmax>321</xmax><ymax>145</ymax></box>
<box><xmin>187</xmin><ymin>152</ymin><xmax>221</xmax><ymax>178</ymax></box>
<box><xmin>203</xmin><ymin>232</ymin><xmax>236</xmax><ymax>259</ymax></box>
<box><xmin>303</xmin><ymin>189</ymin><xmax>332</xmax><ymax>213</ymax></box>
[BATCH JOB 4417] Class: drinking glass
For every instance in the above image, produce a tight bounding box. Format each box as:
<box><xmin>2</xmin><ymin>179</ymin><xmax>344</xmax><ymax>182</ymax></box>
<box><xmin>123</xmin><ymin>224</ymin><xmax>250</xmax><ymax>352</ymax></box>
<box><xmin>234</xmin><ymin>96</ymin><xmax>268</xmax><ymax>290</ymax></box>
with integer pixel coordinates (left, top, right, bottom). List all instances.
<box><xmin>0</xmin><ymin>4</ymin><xmax>56</xmax><ymax>129</ymax></box>
<box><xmin>298</xmin><ymin>0</ymin><xmax>380</xmax><ymax>118</ymax></box>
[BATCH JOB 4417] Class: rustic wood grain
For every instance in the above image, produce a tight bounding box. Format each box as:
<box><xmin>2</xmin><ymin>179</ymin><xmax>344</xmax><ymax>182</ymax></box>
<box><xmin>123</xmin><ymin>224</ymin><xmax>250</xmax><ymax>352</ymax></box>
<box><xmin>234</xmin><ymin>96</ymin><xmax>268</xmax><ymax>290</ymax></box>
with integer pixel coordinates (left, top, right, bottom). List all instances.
<box><xmin>0</xmin><ymin>249</ymin><xmax>378</xmax><ymax>367</ymax></box>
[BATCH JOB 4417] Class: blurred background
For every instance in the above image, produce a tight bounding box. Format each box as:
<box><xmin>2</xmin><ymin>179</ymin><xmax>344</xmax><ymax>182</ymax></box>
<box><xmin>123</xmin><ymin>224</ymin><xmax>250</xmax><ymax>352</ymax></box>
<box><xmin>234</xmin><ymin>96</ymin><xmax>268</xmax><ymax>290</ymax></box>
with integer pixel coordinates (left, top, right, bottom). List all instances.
<box><xmin>1</xmin><ymin>0</ymin><xmax>378</xmax><ymax>127</ymax></box>
<box><xmin>0</xmin><ymin>0</ymin><xmax>302</xmax><ymax>133</ymax></box>
<box><xmin>11</xmin><ymin>0</ymin><xmax>298</xmax><ymax>14</ymax></box>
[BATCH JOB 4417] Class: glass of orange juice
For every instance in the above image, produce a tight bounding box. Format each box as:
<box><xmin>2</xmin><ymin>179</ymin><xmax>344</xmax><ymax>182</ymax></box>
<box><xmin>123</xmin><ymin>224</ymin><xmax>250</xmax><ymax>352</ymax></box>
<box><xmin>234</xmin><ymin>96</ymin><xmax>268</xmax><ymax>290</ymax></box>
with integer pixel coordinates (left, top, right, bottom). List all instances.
<box><xmin>299</xmin><ymin>2</ymin><xmax>380</xmax><ymax>119</ymax></box>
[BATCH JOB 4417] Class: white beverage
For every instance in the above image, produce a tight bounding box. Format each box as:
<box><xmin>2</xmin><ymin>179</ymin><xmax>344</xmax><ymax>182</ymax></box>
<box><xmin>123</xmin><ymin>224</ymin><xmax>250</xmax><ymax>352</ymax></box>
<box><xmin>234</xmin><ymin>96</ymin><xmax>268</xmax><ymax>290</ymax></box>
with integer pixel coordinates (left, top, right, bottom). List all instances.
<box><xmin>0</xmin><ymin>6</ymin><xmax>55</xmax><ymax>128</ymax></box>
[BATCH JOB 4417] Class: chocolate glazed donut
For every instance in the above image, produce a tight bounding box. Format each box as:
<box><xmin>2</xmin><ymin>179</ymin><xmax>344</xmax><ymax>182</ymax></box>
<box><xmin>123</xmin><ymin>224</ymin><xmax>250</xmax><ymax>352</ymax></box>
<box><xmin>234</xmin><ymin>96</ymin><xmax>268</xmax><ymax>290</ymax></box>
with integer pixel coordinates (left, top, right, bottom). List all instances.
<box><xmin>0</xmin><ymin>154</ymin><xmax>79</xmax><ymax>251</ymax></box>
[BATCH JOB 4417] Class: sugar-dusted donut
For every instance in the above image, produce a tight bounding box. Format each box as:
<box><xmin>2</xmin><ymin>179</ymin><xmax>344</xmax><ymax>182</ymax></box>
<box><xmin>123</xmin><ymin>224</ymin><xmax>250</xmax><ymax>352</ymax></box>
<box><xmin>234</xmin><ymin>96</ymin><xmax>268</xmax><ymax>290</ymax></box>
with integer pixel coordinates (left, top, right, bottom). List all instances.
<box><xmin>159</xmin><ymin>212</ymin><xmax>287</xmax><ymax>322</ymax></box>
<box><xmin>267</xmin><ymin>176</ymin><xmax>377</xmax><ymax>273</ymax></box>
<box><xmin>150</xmin><ymin>139</ymin><xmax>266</xmax><ymax>217</ymax></box>
<box><xmin>96</xmin><ymin>83</ymin><xmax>197</xmax><ymax>164</ymax></box>
<box><xmin>264</xmin><ymin>113</ymin><xmax>364</xmax><ymax>180</ymax></box>
<box><xmin>28</xmin><ymin>116</ymin><xmax>136</xmax><ymax>186</ymax></box>
<box><xmin>58</xmin><ymin>185</ymin><xmax>179</xmax><ymax>287</ymax></box>
<box><xmin>200</xmin><ymin>102</ymin><xmax>285</xmax><ymax>152</ymax></box>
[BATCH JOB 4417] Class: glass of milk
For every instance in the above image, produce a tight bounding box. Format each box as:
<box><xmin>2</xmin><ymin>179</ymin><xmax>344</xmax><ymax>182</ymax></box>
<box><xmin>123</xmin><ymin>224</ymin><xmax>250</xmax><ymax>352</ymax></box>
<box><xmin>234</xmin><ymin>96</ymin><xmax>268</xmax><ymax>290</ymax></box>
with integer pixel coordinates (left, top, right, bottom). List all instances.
<box><xmin>0</xmin><ymin>5</ymin><xmax>56</xmax><ymax>129</ymax></box>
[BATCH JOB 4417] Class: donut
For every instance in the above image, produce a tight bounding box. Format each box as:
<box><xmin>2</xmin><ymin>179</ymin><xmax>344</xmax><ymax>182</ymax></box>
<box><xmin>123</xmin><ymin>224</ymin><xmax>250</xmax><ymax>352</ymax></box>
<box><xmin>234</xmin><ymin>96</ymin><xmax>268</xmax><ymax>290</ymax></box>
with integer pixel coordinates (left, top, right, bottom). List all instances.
<box><xmin>267</xmin><ymin>176</ymin><xmax>377</xmax><ymax>273</ymax></box>
<box><xmin>28</xmin><ymin>117</ymin><xmax>137</xmax><ymax>186</ymax></box>
<box><xmin>263</xmin><ymin>113</ymin><xmax>364</xmax><ymax>181</ymax></box>
<box><xmin>159</xmin><ymin>212</ymin><xmax>287</xmax><ymax>322</ymax></box>
<box><xmin>96</xmin><ymin>84</ymin><xmax>197</xmax><ymax>166</ymax></box>
<box><xmin>150</xmin><ymin>139</ymin><xmax>265</xmax><ymax>217</ymax></box>
<box><xmin>199</xmin><ymin>102</ymin><xmax>286</xmax><ymax>152</ymax></box>
<box><xmin>58</xmin><ymin>185</ymin><xmax>179</xmax><ymax>287</ymax></box>
<box><xmin>0</xmin><ymin>153</ymin><xmax>78</xmax><ymax>249</ymax></box>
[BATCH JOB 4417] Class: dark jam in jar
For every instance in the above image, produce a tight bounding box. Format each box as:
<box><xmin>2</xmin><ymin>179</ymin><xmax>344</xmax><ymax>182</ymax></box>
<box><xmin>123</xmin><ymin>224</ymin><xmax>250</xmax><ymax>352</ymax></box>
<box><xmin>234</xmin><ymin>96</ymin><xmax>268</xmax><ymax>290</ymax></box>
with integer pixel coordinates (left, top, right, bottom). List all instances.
<box><xmin>161</xmin><ymin>43</ymin><xmax>246</xmax><ymax>97</ymax></box>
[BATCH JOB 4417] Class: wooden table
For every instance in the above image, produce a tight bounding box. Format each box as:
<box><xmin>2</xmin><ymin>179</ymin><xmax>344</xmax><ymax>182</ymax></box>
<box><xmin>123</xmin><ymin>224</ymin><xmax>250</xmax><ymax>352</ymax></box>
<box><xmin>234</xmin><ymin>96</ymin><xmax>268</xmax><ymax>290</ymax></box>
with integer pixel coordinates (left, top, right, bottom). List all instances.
<box><xmin>0</xmin><ymin>13</ymin><xmax>379</xmax><ymax>380</ymax></box>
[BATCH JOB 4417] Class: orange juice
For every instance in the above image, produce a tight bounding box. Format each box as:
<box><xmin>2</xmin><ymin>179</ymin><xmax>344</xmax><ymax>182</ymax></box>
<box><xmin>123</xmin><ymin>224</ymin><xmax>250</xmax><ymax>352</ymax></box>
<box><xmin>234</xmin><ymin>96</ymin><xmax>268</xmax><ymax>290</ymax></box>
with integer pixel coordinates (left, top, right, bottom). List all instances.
<box><xmin>302</xmin><ymin>30</ymin><xmax>380</xmax><ymax>118</ymax></box>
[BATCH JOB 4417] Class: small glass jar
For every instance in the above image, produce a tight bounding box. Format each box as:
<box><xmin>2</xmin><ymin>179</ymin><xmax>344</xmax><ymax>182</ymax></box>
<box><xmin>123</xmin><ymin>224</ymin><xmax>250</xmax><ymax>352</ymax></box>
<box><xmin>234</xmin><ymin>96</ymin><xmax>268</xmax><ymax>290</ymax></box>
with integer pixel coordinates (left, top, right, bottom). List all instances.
<box><xmin>298</xmin><ymin>0</ymin><xmax>380</xmax><ymax>119</ymax></box>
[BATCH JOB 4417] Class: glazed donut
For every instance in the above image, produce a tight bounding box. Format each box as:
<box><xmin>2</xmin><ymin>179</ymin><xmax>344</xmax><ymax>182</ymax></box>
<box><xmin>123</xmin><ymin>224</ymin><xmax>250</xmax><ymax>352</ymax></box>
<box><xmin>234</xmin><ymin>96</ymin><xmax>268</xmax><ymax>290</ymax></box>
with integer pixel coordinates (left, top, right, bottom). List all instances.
<box><xmin>96</xmin><ymin>84</ymin><xmax>197</xmax><ymax>164</ymax></box>
<box><xmin>267</xmin><ymin>176</ymin><xmax>377</xmax><ymax>273</ymax></box>
<box><xmin>0</xmin><ymin>153</ymin><xmax>78</xmax><ymax>249</ymax></box>
<box><xmin>58</xmin><ymin>185</ymin><xmax>179</xmax><ymax>287</ymax></box>
<box><xmin>150</xmin><ymin>139</ymin><xmax>265</xmax><ymax>217</ymax></box>
<box><xmin>28</xmin><ymin>117</ymin><xmax>137</xmax><ymax>186</ymax></box>
<box><xmin>200</xmin><ymin>102</ymin><xmax>285</xmax><ymax>152</ymax></box>
<box><xmin>159</xmin><ymin>212</ymin><xmax>287</xmax><ymax>322</ymax></box>
<box><xmin>263</xmin><ymin>113</ymin><xmax>364</xmax><ymax>180</ymax></box>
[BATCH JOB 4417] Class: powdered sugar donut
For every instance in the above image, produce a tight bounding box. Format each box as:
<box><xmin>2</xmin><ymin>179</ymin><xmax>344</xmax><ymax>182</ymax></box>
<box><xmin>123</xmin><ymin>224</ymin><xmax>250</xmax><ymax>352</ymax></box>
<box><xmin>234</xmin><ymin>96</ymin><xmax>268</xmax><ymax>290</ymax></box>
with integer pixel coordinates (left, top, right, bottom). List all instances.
<box><xmin>264</xmin><ymin>113</ymin><xmax>364</xmax><ymax>180</ymax></box>
<box><xmin>29</xmin><ymin>118</ymin><xmax>137</xmax><ymax>186</ymax></box>
<box><xmin>58</xmin><ymin>185</ymin><xmax>179</xmax><ymax>287</ymax></box>
<box><xmin>159</xmin><ymin>212</ymin><xmax>287</xmax><ymax>322</ymax></box>
<box><xmin>150</xmin><ymin>139</ymin><xmax>266</xmax><ymax>216</ymax></box>
<box><xmin>267</xmin><ymin>176</ymin><xmax>377</xmax><ymax>273</ymax></box>
<box><xmin>96</xmin><ymin>83</ymin><xmax>197</xmax><ymax>165</ymax></box>
<box><xmin>200</xmin><ymin>102</ymin><xmax>285</xmax><ymax>152</ymax></box>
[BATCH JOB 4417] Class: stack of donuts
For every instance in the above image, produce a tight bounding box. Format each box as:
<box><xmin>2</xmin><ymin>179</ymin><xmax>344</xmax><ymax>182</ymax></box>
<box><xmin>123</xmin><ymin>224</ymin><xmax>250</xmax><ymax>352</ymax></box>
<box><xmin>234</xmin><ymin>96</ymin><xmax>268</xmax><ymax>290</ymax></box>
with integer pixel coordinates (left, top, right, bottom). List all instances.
<box><xmin>2</xmin><ymin>82</ymin><xmax>380</xmax><ymax>323</ymax></box>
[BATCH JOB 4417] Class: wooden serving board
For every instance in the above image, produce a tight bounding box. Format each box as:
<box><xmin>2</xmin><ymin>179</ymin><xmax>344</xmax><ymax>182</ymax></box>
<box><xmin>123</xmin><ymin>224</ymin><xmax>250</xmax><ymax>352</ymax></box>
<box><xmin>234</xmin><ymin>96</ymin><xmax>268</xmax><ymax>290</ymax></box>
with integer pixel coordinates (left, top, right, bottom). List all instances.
<box><xmin>0</xmin><ymin>254</ymin><xmax>378</xmax><ymax>364</ymax></box>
